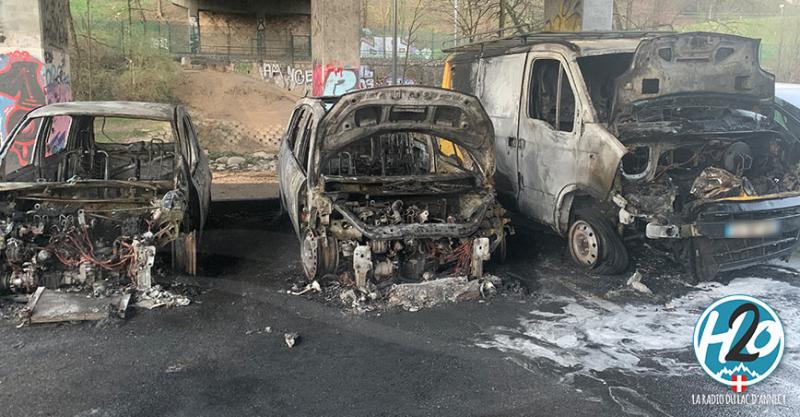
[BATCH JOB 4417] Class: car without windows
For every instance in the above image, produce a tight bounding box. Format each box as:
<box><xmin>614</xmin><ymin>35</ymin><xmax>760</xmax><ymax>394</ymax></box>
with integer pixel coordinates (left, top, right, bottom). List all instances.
<box><xmin>446</xmin><ymin>31</ymin><xmax>800</xmax><ymax>280</ymax></box>
<box><xmin>278</xmin><ymin>86</ymin><xmax>509</xmax><ymax>291</ymax></box>
<box><xmin>0</xmin><ymin>101</ymin><xmax>210</xmax><ymax>292</ymax></box>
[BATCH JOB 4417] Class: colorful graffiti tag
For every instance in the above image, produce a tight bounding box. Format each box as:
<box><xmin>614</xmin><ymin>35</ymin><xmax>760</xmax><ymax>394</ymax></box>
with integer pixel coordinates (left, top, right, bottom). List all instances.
<box><xmin>0</xmin><ymin>51</ymin><xmax>46</xmax><ymax>165</ymax></box>
<box><xmin>312</xmin><ymin>62</ymin><xmax>376</xmax><ymax>96</ymax></box>
<box><xmin>0</xmin><ymin>50</ymin><xmax>72</xmax><ymax>166</ymax></box>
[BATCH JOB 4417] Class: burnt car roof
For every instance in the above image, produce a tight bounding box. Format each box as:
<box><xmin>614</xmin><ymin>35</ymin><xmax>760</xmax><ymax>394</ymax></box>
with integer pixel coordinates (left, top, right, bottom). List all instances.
<box><xmin>444</xmin><ymin>30</ymin><xmax>674</xmax><ymax>57</ymax></box>
<box><xmin>27</xmin><ymin>101</ymin><xmax>177</xmax><ymax>121</ymax></box>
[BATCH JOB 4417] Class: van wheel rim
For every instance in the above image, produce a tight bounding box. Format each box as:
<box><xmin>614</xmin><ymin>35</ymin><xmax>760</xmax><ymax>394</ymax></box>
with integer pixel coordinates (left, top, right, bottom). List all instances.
<box><xmin>570</xmin><ymin>220</ymin><xmax>599</xmax><ymax>266</ymax></box>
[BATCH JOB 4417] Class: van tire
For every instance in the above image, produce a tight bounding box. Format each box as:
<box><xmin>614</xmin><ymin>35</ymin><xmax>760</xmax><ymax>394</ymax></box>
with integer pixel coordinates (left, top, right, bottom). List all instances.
<box><xmin>568</xmin><ymin>209</ymin><xmax>629</xmax><ymax>275</ymax></box>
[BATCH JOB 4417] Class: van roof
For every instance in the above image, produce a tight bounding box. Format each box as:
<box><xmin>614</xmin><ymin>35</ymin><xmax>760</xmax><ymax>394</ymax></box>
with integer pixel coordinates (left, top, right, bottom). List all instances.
<box><xmin>443</xmin><ymin>31</ymin><xmax>674</xmax><ymax>57</ymax></box>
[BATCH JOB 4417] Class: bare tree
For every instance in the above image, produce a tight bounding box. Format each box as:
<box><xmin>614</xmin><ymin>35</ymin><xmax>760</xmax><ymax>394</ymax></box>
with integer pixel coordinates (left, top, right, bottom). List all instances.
<box><xmin>446</xmin><ymin>0</ymin><xmax>499</xmax><ymax>43</ymax></box>
<box><xmin>402</xmin><ymin>0</ymin><xmax>426</xmax><ymax>80</ymax></box>
<box><xmin>501</xmin><ymin>0</ymin><xmax>544</xmax><ymax>34</ymax></box>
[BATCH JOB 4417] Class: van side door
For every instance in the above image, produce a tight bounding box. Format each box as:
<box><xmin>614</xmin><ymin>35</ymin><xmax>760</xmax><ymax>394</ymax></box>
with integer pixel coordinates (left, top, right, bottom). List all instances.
<box><xmin>516</xmin><ymin>52</ymin><xmax>582</xmax><ymax>229</ymax></box>
<box><xmin>476</xmin><ymin>53</ymin><xmax>527</xmax><ymax>210</ymax></box>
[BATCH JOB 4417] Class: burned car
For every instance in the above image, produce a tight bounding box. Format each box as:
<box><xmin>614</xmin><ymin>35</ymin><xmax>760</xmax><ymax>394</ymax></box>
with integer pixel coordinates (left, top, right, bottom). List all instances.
<box><xmin>446</xmin><ymin>31</ymin><xmax>800</xmax><ymax>280</ymax></box>
<box><xmin>278</xmin><ymin>86</ymin><xmax>509</xmax><ymax>291</ymax></box>
<box><xmin>0</xmin><ymin>102</ymin><xmax>210</xmax><ymax>293</ymax></box>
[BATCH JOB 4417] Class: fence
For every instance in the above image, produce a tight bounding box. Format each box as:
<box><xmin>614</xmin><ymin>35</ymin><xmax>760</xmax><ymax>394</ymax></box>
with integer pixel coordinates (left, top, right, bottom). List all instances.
<box><xmin>360</xmin><ymin>30</ymin><xmax>450</xmax><ymax>60</ymax></box>
<box><xmin>73</xmin><ymin>19</ymin><xmax>311</xmax><ymax>64</ymax></box>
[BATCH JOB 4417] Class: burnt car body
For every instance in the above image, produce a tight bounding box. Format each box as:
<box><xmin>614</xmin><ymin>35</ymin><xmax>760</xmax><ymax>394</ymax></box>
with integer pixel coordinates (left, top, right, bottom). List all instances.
<box><xmin>278</xmin><ymin>86</ymin><xmax>509</xmax><ymax>290</ymax></box>
<box><xmin>446</xmin><ymin>31</ymin><xmax>800</xmax><ymax>280</ymax></box>
<box><xmin>0</xmin><ymin>102</ymin><xmax>210</xmax><ymax>292</ymax></box>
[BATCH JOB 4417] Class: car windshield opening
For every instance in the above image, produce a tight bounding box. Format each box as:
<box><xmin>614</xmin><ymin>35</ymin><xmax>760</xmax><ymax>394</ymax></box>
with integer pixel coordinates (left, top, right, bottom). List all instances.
<box><xmin>322</xmin><ymin>131</ymin><xmax>477</xmax><ymax>177</ymax></box>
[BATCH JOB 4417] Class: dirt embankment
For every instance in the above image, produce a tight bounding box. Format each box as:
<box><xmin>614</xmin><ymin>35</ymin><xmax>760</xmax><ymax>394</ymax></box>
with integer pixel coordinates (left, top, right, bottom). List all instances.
<box><xmin>172</xmin><ymin>69</ymin><xmax>301</xmax><ymax>155</ymax></box>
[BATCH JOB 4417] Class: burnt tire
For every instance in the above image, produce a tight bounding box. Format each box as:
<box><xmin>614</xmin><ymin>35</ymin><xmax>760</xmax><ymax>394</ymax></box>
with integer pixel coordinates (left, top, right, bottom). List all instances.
<box><xmin>172</xmin><ymin>230</ymin><xmax>199</xmax><ymax>276</ymax></box>
<box><xmin>300</xmin><ymin>232</ymin><xmax>339</xmax><ymax>281</ymax></box>
<box><xmin>489</xmin><ymin>233</ymin><xmax>508</xmax><ymax>265</ymax></box>
<box><xmin>568</xmin><ymin>209</ymin><xmax>629</xmax><ymax>275</ymax></box>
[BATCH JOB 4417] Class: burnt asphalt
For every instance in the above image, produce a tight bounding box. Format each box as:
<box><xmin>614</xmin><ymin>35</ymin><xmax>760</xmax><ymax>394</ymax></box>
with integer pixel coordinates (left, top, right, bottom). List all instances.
<box><xmin>0</xmin><ymin>200</ymin><xmax>797</xmax><ymax>417</ymax></box>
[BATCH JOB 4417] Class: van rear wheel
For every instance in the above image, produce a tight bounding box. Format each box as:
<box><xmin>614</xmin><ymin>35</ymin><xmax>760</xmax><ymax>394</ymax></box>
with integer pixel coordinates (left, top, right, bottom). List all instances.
<box><xmin>568</xmin><ymin>209</ymin><xmax>629</xmax><ymax>275</ymax></box>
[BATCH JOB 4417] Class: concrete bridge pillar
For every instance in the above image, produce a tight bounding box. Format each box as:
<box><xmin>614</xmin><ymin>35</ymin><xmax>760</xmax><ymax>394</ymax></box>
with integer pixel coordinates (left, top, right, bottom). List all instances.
<box><xmin>310</xmin><ymin>0</ymin><xmax>362</xmax><ymax>96</ymax></box>
<box><xmin>0</xmin><ymin>0</ymin><xmax>72</xmax><ymax>143</ymax></box>
<box><xmin>185</xmin><ymin>0</ymin><xmax>201</xmax><ymax>53</ymax></box>
<box><xmin>544</xmin><ymin>0</ymin><xmax>613</xmax><ymax>32</ymax></box>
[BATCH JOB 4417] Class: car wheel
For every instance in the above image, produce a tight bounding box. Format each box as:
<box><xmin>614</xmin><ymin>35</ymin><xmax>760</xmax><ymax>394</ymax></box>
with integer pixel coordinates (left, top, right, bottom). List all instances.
<box><xmin>568</xmin><ymin>209</ymin><xmax>629</xmax><ymax>275</ymax></box>
<box><xmin>300</xmin><ymin>232</ymin><xmax>339</xmax><ymax>281</ymax></box>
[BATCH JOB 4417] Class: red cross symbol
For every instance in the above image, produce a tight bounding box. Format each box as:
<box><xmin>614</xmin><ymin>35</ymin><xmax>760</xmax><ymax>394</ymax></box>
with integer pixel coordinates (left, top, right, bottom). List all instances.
<box><xmin>731</xmin><ymin>374</ymin><xmax>747</xmax><ymax>393</ymax></box>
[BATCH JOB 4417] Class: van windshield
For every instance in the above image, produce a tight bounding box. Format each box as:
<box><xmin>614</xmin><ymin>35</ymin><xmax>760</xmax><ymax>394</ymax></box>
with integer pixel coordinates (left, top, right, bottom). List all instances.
<box><xmin>577</xmin><ymin>53</ymin><xmax>634</xmax><ymax>123</ymax></box>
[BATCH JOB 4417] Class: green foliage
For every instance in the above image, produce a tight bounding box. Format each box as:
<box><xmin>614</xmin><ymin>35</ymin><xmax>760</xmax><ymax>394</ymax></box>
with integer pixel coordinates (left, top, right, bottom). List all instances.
<box><xmin>70</xmin><ymin>0</ymin><xmax>178</xmax><ymax>102</ymax></box>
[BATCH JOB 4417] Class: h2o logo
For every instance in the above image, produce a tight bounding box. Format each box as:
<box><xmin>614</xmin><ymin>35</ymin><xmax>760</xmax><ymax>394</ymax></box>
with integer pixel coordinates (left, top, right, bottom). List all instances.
<box><xmin>693</xmin><ymin>295</ymin><xmax>784</xmax><ymax>391</ymax></box>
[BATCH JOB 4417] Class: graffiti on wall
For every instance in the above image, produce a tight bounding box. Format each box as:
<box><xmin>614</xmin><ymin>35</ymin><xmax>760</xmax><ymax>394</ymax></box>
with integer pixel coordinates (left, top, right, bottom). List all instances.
<box><xmin>43</xmin><ymin>50</ymin><xmax>72</xmax><ymax>153</ymax></box>
<box><xmin>312</xmin><ymin>62</ymin><xmax>376</xmax><ymax>96</ymax></box>
<box><xmin>0</xmin><ymin>50</ymin><xmax>72</xmax><ymax>166</ymax></box>
<box><xmin>260</xmin><ymin>63</ymin><xmax>313</xmax><ymax>91</ymax></box>
<box><xmin>0</xmin><ymin>51</ymin><xmax>46</xmax><ymax>164</ymax></box>
<box><xmin>544</xmin><ymin>0</ymin><xmax>582</xmax><ymax>32</ymax></box>
<box><xmin>377</xmin><ymin>75</ymin><xmax>415</xmax><ymax>87</ymax></box>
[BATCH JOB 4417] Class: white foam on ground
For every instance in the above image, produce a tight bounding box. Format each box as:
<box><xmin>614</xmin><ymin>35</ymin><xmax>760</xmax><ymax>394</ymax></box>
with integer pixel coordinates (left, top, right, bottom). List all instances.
<box><xmin>477</xmin><ymin>277</ymin><xmax>800</xmax><ymax>375</ymax></box>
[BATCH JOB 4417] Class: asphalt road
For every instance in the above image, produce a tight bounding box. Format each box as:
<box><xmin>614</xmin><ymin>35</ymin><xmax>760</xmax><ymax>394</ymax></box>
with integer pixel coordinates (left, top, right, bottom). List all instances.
<box><xmin>0</xmin><ymin>200</ymin><xmax>798</xmax><ymax>417</ymax></box>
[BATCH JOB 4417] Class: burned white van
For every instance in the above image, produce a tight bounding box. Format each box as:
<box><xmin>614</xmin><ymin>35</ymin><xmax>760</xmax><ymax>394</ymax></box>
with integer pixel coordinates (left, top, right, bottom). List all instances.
<box><xmin>446</xmin><ymin>31</ymin><xmax>800</xmax><ymax>280</ymax></box>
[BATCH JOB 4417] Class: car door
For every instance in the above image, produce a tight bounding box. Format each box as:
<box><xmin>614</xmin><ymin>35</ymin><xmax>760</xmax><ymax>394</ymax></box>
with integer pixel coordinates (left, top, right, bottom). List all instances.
<box><xmin>278</xmin><ymin>105</ymin><xmax>312</xmax><ymax>237</ymax></box>
<box><xmin>475</xmin><ymin>52</ymin><xmax>527</xmax><ymax>210</ymax></box>
<box><xmin>0</xmin><ymin>116</ymin><xmax>44</xmax><ymax>182</ymax></box>
<box><xmin>516</xmin><ymin>52</ymin><xmax>582</xmax><ymax>228</ymax></box>
<box><xmin>182</xmin><ymin>111</ymin><xmax>211</xmax><ymax>228</ymax></box>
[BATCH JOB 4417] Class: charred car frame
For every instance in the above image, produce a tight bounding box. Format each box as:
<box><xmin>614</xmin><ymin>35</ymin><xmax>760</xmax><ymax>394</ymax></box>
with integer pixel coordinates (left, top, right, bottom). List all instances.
<box><xmin>0</xmin><ymin>102</ymin><xmax>210</xmax><ymax>293</ymax></box>
<box><xmin>278</xmin><ymin>86</ymin><xmax>509</xmax><ymax>291</ymax></box>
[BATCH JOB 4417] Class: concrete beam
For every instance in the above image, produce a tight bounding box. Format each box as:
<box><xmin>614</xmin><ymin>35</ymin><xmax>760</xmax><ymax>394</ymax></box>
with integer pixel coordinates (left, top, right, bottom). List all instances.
<box><xmin>171</xmin><ymin>0</ymin><xmax>310</xmax><ymax>15</ymax></box>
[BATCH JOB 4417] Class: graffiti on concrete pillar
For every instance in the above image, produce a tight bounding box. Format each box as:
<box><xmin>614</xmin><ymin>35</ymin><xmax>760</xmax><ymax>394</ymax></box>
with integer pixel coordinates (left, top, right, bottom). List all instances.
<box><xmin>42</xmin><ymin>50</ymin><xmax>73</xmax><ymax>153</ymax></box>
<box><xmin>260</xmin><ymin>63</ymin><xmax>313</xmax><ymax>91</ymax></box>
<box><xmin>0</xmin><ymin>51</ymin><xmax>46</xmax><ymax>165</ymax></box>
<box><xmin>544</xmin><ymin>0</ymin><xmax>583</xmax><ymax>32</ymax></box>
<box><xmin>0</xmin><ymin>50</ymin><xmax>72</xmax><ymax>166</ymax></box>
<box><xmin>312</xmin><ymin>62</ymin><xmax>376</xmax><ymax>96</ymax></box>
<box><xmin>358</xmin><ymin>66</ymin><xmax>375</xmax><ymax>89</ymax></box>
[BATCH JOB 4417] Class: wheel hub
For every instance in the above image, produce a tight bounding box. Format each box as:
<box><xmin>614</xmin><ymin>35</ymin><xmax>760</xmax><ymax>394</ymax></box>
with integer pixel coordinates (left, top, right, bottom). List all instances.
<box><xmin>570</xmin><ymin>220</ymin><xmax>599</xmax><ymax>266</ymax></box>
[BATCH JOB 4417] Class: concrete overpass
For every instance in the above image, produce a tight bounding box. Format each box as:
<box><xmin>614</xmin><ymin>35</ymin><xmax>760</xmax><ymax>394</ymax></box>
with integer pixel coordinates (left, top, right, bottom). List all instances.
<box><xmin>171</xmin><ymin>0</ymin><xmax>362</xmax><ymax>96</ymax></box>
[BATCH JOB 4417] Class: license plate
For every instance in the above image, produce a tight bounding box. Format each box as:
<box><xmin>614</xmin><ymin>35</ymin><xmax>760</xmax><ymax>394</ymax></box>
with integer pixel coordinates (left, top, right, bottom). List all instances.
<box><xmin>724</xmin><ymin>220</ymin><xmax>781</xmax><ymax>238</ymax></box>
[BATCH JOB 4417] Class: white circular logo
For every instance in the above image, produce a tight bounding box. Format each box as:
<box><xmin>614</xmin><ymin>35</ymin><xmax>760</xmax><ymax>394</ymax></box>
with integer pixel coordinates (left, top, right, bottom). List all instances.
<box><xmin>693</xmin><ymin>295</ymin><xmax>784</xmax><ymax>390</ymax></box>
